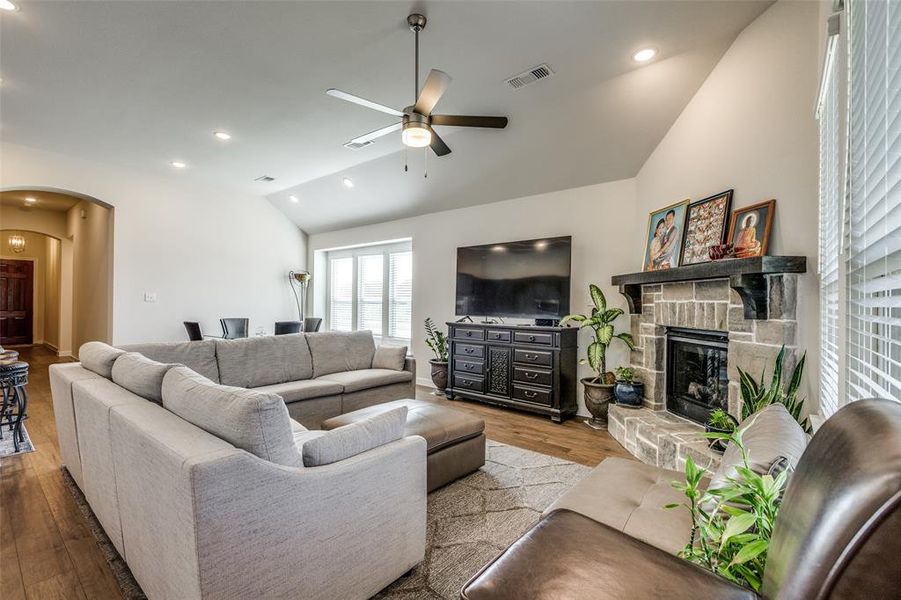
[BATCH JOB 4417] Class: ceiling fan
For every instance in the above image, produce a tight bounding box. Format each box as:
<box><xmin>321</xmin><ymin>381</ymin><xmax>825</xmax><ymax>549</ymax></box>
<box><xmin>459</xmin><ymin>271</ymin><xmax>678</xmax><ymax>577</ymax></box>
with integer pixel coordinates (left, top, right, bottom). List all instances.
<box><xmin>326</xmin><ymin>13</ymin><xmax>508</xmax><ymax>157</ymax></box>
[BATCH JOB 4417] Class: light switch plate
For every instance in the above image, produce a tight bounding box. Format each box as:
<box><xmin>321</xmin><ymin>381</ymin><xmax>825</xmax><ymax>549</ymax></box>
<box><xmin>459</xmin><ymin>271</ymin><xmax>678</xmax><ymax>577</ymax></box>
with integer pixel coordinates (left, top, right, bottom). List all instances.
<box><xmin>143</xmin><ymin>292</ymin><xmax>158</xmax><ymax>303</ymax></box>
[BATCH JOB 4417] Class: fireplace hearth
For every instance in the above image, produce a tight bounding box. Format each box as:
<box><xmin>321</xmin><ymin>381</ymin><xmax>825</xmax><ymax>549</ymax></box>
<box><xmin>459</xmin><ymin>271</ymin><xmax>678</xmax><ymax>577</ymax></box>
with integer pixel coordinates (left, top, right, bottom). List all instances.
<box><xmin>666</xmin><ymin>328</ymin><xmax>728</xmax><ymax>424</ymax></box>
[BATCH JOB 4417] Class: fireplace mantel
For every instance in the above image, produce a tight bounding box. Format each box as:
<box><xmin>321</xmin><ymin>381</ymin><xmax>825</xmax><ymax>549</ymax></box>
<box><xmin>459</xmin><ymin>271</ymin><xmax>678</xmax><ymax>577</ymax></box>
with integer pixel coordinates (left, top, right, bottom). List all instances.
<box><xmin>611</xmin><ymin>256</ymin><xmax>807</xmax><ymax>319</ymax></box>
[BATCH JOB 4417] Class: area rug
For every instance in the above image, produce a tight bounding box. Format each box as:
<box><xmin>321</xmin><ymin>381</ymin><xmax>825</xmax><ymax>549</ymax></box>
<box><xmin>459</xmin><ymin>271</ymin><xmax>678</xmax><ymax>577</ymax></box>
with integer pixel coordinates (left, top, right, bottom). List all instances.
<box><xmin>64</xmin><ymin>440</ymin><xmax>590</xmax><ymax>600</ymax></box>
<box><xmin>0</xmin><ymin>423</ymin><xmax>35</xmax><ymax>457</ymax></box>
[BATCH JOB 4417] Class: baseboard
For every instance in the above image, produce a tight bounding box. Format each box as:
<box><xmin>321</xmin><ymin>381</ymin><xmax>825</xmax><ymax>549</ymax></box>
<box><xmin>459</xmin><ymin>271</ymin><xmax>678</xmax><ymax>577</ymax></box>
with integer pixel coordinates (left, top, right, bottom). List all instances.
<box><xmin>416</xmin><ymin>377</ymin><xmax>434</xmax><ymax>388</ymax></box>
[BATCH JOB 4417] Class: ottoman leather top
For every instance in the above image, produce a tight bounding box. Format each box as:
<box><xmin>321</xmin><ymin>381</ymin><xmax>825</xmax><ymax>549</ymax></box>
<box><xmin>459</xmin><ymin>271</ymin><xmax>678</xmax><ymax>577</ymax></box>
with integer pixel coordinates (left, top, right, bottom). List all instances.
<box><xmin>322</xmin><ymin>399</ymin><xmax>485</xmax><ymax>454</ymax></box>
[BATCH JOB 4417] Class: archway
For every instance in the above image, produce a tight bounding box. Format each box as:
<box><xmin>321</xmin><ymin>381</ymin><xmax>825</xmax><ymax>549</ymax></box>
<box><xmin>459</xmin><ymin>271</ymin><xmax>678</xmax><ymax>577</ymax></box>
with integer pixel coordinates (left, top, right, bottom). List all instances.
<box><xmin>1</xmin><ymin>189</ymin><xmax>113</xmax><ymax>356</ymax></box>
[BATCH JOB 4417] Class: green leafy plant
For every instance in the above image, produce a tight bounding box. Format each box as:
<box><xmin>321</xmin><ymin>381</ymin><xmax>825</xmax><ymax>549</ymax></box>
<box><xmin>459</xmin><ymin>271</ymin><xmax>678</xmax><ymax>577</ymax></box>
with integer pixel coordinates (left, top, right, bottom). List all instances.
<box><xmin>424</xmin><ymin>317</ymin><xmax>448</xmax><ymax>362</ymax></box>
<box><xmin>666</xmin><ymin>423</ymin><xmax>786</xmax><ymax>592</ymax></box>
<box><xmin>738</xmin><ymin>346</ymin><xmax>810</xmax><ymax>432</ymax></box>
<box><xmin>560</xmin><ymin>284</ymin><xmax>634</xmax><ymax>383</ymax></box>
<box><xmin>707</xmin><ymin>408</ymin><xmax>738</xmax><ymax>433</ymax></box>
<box><xmin>615</xmin><ymin>366</ymin><xmax>636</xmax><ymax>382</ymax></box>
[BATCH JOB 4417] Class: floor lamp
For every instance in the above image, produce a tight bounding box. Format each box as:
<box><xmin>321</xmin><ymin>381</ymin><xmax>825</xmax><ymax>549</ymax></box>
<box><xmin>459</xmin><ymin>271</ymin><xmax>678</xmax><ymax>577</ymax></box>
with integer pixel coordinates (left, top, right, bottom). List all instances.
<box><xmin>289</xmin><ymin>270</ymin><xmax>311</xmax><ymax>328</ymax></box>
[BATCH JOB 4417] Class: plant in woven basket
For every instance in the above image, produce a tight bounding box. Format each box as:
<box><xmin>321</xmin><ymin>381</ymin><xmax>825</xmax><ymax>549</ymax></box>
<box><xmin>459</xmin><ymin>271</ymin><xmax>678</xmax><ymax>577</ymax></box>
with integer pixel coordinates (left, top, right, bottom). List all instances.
<box><xmin>667</xmin><ymin>422</ymin><xmax>787</xmax><ymax>592</ymax></box>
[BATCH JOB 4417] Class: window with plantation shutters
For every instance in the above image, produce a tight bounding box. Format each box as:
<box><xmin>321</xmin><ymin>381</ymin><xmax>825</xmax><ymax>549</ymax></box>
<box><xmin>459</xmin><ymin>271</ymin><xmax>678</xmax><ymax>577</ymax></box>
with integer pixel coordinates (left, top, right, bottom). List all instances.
<box><xmin>845</xmin><ymin>0</ymin><xmax>901</xmax><ymax>404</ymax></box>
<box><xmin>324</xmin><ymin>240</ymin><xmax>413</xmax><ymax>345</ymax></box>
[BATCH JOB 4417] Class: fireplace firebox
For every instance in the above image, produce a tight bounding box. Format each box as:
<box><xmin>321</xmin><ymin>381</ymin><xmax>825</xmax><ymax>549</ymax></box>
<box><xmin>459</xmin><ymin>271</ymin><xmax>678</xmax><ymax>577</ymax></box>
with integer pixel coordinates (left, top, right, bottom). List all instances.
<box><xmin>666</xmin><ymin>328</ymin><xmax>729</xmax><ymax>424</ymax></box>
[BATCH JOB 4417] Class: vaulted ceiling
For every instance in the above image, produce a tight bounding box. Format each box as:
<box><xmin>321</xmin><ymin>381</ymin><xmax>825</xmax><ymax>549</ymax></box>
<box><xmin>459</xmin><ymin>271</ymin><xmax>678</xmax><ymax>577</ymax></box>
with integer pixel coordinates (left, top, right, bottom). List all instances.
<box><xmin>0</xmin><ymin>1</ymin><xmax>771</xmax><ymax>234</ymax></box>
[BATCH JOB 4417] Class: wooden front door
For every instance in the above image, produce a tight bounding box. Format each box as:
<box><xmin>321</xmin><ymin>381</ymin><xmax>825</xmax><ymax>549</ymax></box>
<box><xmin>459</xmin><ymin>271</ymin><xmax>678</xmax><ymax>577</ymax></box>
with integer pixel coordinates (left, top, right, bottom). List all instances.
<box><xmin>0</xmin><ymin>259</ymin><xmax>34</xmax><ymax>346</ymax></box>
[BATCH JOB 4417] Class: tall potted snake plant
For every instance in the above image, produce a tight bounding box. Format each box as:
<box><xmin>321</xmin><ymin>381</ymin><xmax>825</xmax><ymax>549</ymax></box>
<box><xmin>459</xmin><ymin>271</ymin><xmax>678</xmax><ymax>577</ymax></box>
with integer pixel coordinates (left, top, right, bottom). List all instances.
<box><xmin>424</xmin><ymin>317</ymin><xmax>449</xmax><ymax>394</ymax></box>
<box><xmin>560</xmin><ymin>284</ymin><xmax>635</xmax><ymax>429</ymax></box>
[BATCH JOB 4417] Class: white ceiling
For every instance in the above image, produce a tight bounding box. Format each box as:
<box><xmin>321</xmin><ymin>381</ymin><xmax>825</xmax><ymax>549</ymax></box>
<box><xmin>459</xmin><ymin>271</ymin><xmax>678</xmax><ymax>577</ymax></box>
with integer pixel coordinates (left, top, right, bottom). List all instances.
<box><xmin>0</xmin><ymin>1</ymin><xmax>771</xmax><ymax>234</ymax></box>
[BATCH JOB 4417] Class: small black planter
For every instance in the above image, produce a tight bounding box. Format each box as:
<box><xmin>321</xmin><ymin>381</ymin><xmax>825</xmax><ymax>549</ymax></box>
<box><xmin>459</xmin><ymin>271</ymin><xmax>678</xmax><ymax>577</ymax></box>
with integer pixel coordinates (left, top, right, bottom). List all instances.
<box><xmin>613</xmin><ymin>380</ymin><xmax>644</xmax><ymax>408</ymax></box>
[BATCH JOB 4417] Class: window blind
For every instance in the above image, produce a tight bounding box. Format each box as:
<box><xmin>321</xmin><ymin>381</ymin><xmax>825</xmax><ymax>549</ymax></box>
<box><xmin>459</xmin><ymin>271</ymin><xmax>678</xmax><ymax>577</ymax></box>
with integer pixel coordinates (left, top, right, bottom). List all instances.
<box><xmin>357</xmin><ymin>254</ymin><xmax>384</xmax><ymax>335</ymax></box>
<box><xmin>328</xmin><ymin>257</ymin><xmax>353</xmax><ymax>332</ymax></box>
<box><xmin>389</xmin><ymin>251</ymin><xmax>413</xmax><ymax>340</ymax></box>
<box><xmin>846</xmin><ymin>0</ymin><xmax>901</xmax><ymax>402</ymax></box>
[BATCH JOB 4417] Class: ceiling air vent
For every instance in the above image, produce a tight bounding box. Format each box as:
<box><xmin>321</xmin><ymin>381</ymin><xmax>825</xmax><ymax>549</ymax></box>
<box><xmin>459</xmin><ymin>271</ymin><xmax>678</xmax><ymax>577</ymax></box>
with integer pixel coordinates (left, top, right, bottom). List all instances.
<box><xmin>343</xmin><ymin>140</ymin><xmax>375</xmax><ymax>150</ymax></box>
<box><xmin>505</xmin><ymin>63</ymin><xmax>554</xmax><ymax>90</ymax></box>
<box><xmin>254</xmin><ymin>175</ymin><xmax>275</xmax><ymax>182</ymax></box>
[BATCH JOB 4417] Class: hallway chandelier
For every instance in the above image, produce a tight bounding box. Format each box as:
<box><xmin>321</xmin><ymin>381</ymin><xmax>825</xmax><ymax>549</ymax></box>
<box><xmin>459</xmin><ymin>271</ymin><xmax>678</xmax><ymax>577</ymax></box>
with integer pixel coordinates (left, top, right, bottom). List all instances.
<box><xmin>8</xmin><ymin>234</ymin><xmax>25</xmax><ymax>253</ymax></box>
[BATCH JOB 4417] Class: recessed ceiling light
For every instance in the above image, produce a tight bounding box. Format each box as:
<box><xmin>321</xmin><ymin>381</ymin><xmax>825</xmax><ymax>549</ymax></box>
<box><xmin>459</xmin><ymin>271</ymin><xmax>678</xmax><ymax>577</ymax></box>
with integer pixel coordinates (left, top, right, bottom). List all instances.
<box><xmin>213</xmin><ymin>131</ymin><xmax>231</xmax><ymax>141</ymax></box>
<box><xmin>342</xmin><ymin>177</ymin><xmax>354</xmax><ymax>189</ymax></box>
<box><xmin>632</xmin><ymin>47</ymin><xmax>657</xmax><ymax>63</ymax></box>
<box><xmin>24</xmin><ymin>197</ymin><xmax>36</xmax><ymax>204</ymax></box>
<box><xmin>0</xmin><ymin>1</ymin><xmax>19</xmax><ymax>12</ymax></box>
<box><xmin>170</xmin><ymin>160</ymin><xmax>187</xmax><ymax>169</ymax></box>
<box><xmin>289</xmin><ymin>195</ymin><xmax>299</xmax><ymax>203</ymax></box>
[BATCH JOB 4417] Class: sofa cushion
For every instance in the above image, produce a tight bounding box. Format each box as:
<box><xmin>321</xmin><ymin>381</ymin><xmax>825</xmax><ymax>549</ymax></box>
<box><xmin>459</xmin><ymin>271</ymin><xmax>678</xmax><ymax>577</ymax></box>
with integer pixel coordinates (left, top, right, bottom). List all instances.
<box><xmin>316</xmin><ymin>369</ymin><xmax>412</xmax><ymax>394</ymax></box>
<box><xmin>111</xmin><ymin>352</ymin><xmax>180</xmax><ymax>404</ymax></box>
<box><xmin>161</xmin><ymin>366</ymin><xmax>301</xmax><ymax>467</ymax></box>
<box><xmin>306</xmin><ymin>331</ymin><xmax>376</xmax><ymax>378</ymax></box>
<box><xmin>543</xmin><ymin>457</ymin><xmax>693</xmax><ymax>555</ymax></box>
<box><xmin>709</xmin><ymin>403</ymin><xmax>808</xmax><ymax>494</ymax></box>
<box><xmin>80</xmin><ymin>341</ymin><xmax>126</xmax><ymax>379</ymax></box>
<box><xmin>372</xmin><ymin>345</ymin><xmax>408</xmax><ymax>371</ymax></box>
<box><xmin>302</xmin><ymin>406</ymin><xmax>407</xmax><ymax>467</ymax></box>
<box><xmin>215</xmin><ymin>334</ymin><xmax>313</xmax><ymax>388</ymax></box>
<box><xmin>119</xmin><ymin>340</ymin><xmax>220</xmax><ymax>382</ymax></box>
<box><xmin>253</xmin><ymin>379</ymin><xmax>344</xmax><ymax>403</ymax></box>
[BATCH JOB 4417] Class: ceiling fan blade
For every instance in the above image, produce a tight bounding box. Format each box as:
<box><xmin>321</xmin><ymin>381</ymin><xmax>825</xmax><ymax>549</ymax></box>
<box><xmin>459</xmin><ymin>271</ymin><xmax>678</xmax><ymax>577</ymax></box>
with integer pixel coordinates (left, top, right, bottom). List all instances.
<box><xmin>414</xmin><ymin>69</ymin><xmax>451</xmax><ymax>116</ymax></box>
<box><xmin>430</xmin><ymin>115</ymin><xmax>508</xmax><ymax>128</ymax></box>
<box><xmin>349</xmin><ymin>122</ymin><xmax>402</xmax><ymax>145</ymax></box>
<box><xmin>326</xmin><ymin>89</ymin><xmax>404</xmax><ymax>117</ymax></box>
<box><xmin>429</xmin><ymin>129</ymin><xmax>452</xmax><ymax>157</ymax></box>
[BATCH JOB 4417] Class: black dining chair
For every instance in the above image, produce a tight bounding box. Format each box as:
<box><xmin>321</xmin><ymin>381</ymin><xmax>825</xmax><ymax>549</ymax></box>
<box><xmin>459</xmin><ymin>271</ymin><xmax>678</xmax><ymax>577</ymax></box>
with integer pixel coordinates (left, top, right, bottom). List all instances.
<box><xmin>274</xmin><ymin>321</ymin><xmax>302</xmax><ymax>335</ymax></box>
<box><xmin>220</xmin><ymin>318</ymin><xmax>249</xmax><ymax>339</ymax></box>
<box><xmin>303</xmin><ymin>317</ymin><xmax>323</xmax><ymax>332</ymax></box>
<box><xmin>183</xmin><ymin>321</ymin><xmax>203</xmax><ymax>341</ymax></box>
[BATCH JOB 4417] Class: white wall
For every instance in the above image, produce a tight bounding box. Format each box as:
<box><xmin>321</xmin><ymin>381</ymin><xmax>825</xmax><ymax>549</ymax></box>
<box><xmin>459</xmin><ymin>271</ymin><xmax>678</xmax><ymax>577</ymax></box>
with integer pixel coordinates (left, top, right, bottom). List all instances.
<box><xmin>309</xmin><ymin>178</ymin><xmax>640</xmax><ymax>417</ymax></box>
<box><xmin>635</xmin><ymin>0</ymin><xmax>821</xmax><ymax>409</ymax></box>
<box><xmin>1</xmin><ymin>143</ymin><xmax>308</xmax><ymax>345</ymax></box>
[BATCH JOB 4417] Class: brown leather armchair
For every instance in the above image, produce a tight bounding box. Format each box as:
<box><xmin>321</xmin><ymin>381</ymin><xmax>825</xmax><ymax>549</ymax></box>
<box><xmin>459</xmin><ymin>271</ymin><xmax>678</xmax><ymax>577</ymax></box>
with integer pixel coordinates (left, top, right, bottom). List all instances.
<box><xmin>462</xmin><ymin>399</ymin><xmax>901</xmax><ymax>599</ymax></box>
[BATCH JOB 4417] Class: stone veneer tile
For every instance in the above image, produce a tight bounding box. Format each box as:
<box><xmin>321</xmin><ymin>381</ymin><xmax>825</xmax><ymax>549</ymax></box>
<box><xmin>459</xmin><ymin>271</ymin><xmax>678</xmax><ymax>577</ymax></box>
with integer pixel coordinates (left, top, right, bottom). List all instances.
<box><xmin>728</xmin><ymin>306</ymin><xmax>752</xmax><ymax>333</ymax></box>
<box><xmin>715</xmin><ymin>303</ymin><xmax>728</xmax><ymax>331</ymax></box>
<box><xmin>695</xmin><ymin>280</ymin><xmax>730</xmax><ymax>301</ymax></box>
<box><xmin>662</xmin><ymin>282</ymin><xmax>694</xmax><ymax>300</ymax></box>
<box><xmin>608</xmin><ymin>406</ymin><xmax>720</xmax><ymax>472</ymax></box>
<box><xmin>642</xmin><ymin>284</ymin><xmax>662</xmax><ymax>294</ymax></box>
<box><xmin>768</xmin><ymin>275</ymin><xmax>797</xmax><ymax>320</ymax></box>
<box><xmin>631</xmin><ymin>315</ymin><xmax>642</xmax><ymax>339</ymax></box>
<box><xmin>631</xmin><ymin>346</ymin><xmax>644</xmax><ymax>366</ymax></box>
<box><xmin>727</xmin><ymin>340</ymin><xmax>794</xmax><ymax>382</ymax></box>
<box><xmin>642</xmin><ymin>334</ymin><xmax>664</xmax><ymax>369</ymax></box>
<box><xmin>754</xmin><ymin>320</ymin><xmax>798</xmax><ymax>346</ymax></box>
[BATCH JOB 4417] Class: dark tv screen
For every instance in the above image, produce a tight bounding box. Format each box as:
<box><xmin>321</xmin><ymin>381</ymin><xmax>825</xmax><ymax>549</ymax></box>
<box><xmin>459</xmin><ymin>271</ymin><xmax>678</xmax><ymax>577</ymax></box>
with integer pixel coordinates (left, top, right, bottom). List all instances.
<box><xmin>455</xmin><ymin>236</ymin><xmax>571</xmax><ymax>319</ymax></box>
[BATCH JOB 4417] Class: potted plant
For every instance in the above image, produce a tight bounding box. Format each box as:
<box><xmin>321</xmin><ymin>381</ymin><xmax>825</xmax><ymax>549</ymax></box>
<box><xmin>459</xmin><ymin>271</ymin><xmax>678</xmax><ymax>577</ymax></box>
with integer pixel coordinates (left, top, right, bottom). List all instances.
<box><xmin>613</xmin><ymin>366</ymin><xmax>644</xmax><ymax>408</ymax></box>
<box><xmin>560</xmin><ymin>284</ymin><xmax>635</xmax><ymax>429</ymax></box>
<box><xmin>705</xmin><ymin>408</ymin><xmax>738</xmax><ymax>453</ymax></box>
<box><xmin>738</xmin><ymin>346</ymin><xmax>811</xmax><ymax>433</ymax></box>
<box><xmin>424</xmin><ymin>317</ymin><xmax>448</xmax><ymax>394</ymax></box>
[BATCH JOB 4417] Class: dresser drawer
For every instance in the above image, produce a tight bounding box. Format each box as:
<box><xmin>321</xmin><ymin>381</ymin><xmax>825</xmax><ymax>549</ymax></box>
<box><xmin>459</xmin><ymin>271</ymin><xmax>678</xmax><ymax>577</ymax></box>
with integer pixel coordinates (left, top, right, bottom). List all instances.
<box><xmin>513</xmin><ymin>366</ymin><xmax>553</xmax><ymax>387</ymax></box>
<box><xmin>513</xmin><ymin>331</ymin><xmax>554</xmax><ymax>346</ymax></box>
<box><xmin>455</xmin><ymin>343</ymin><xmax>484</xmax><ymax>359</ymax></box>
<box><xmin>486</xmin><ymin>329</ymin><xmax>511</xmax><ymax>343</ymax></box>
<box><xmin>512</xmin><ymin>384</ymin><xmax>552</xmax><ymax>406</ymax></box>
<box><xmin>514</xmin><ymin>348</ymin><xmax>553</xmax><ymax>367</ymax></box>
<box><xmin>454</xmin><ymin>327</ymin><xmax>485</xmax><ymax>341</ymax></box>
<box><xmin>454</xmin><ymin>358</ymin><xmax>484</xmax><ymax>375</ymax></box>
<box><xmin>454</xmin><ymin>374</ymin><xmax>484</xmax><ymax>393</ymax></box>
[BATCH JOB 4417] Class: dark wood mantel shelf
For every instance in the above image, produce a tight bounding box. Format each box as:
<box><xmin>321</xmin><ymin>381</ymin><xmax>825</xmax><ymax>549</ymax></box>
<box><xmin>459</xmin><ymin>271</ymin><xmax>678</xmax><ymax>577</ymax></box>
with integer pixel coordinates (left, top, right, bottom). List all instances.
<box><xmin>611</xmin><ymin>256</ymin><xmax>807</xmax><ymax>320</ymax></box>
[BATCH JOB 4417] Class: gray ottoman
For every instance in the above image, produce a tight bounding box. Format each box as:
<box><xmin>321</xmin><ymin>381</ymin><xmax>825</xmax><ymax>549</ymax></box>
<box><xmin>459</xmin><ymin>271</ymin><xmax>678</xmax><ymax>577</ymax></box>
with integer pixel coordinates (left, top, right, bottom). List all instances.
<box><xmin>321</xmin><ymin>399</ymin><xmax>486</xmax><ymax>491</ymax></box>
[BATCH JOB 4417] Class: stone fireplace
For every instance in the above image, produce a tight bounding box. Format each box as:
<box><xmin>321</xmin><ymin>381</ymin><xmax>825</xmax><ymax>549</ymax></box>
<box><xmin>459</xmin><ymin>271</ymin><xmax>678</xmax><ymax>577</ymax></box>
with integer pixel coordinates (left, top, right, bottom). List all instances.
<box><xmin>606</xmin><ymin>258</ymin><xmax>805</xmax><ymax>472</ymax></box>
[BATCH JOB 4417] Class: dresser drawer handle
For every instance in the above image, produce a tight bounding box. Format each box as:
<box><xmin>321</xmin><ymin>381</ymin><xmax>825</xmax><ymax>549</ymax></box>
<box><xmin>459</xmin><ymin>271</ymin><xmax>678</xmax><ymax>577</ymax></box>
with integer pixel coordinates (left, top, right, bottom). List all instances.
<box><xmin>523</xmin><ymin>390</ymin><xmax>537</xmax><ymax>399</ymax></box>
<box><xmin>493</xmin><ymin>333</ymin><xmax>501</xmax><ymax>339</ymax></box>
<box><xmin>461</xmin><ymin>379</ymin><xmax>472</xmax><ymax>387</ymax></box>
<box><xmin>525</xmin><ymin>353</ymin><xmax>537</xmax><ymax>360</ymax></box>
<box><xmin>465</xmin><ymin>330</ymin><xmax>472</xmax><ymax>337</ymax></box>
<box><xmin>528</xmin><ymin>335</ymin><xmax>536</xmax><ymax>341</ymax></box>
<box><xmin>464</xmin><ymin>363</ymin><xmax>474</xmax><ymax>370</ymax></box>
<box><xmin>524</xmin><ymin>372</ymin><xmax>539</xmax><ymax>380</ymax></box>
<box><xmin>464</xmin><ymin>347</ymin><xmax>474</xmax><ymax>354</ymax></box>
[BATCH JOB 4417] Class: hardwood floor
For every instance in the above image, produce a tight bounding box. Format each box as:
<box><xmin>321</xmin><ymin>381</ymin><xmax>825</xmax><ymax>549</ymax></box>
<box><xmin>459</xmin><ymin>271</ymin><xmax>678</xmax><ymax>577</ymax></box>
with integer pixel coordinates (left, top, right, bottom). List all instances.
<box><xmin>1</xmin><ymin>346</ymin><xmax>630</xmax><ymax>599</ymax></box>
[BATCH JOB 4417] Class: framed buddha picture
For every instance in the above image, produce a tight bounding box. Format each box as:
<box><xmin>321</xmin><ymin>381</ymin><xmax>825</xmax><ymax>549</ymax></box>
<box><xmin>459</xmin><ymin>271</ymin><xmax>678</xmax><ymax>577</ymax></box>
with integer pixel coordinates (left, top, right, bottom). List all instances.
<box><xmin>727</xmin><ymin>199</ymin><xmax>776</xmax><ymax>258</ymax></box>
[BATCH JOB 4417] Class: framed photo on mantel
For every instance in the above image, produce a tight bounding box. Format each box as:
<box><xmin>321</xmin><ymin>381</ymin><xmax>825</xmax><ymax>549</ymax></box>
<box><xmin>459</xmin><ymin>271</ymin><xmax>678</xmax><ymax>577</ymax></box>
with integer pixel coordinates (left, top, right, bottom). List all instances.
<box><xmin>642</xmin><ymin>199</ymin><xmax>689</xmax><ymax>272</ymax></box>
<box><xmin>680</xmin><ymin>189</ymin><xmax>733</xmax><ymax>266</ymax></box>
<box><xmin>727</xmin><ymin>199</ymin><xmax>776</xmax><ymax>258</ymax></box>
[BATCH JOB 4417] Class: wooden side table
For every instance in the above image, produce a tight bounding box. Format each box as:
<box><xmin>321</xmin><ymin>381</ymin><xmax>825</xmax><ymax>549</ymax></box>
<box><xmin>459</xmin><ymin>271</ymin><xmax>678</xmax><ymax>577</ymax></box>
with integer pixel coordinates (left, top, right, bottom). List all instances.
<box><xmin>0</xmin><ymin>360</ymin><xmax>29</xmax><ymax>453</ymax></box>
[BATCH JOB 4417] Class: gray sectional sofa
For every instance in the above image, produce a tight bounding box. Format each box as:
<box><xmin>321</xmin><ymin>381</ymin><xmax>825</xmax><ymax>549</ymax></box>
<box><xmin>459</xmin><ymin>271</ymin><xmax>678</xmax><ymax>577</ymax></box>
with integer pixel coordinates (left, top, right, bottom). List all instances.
<box><xmin>50</xmin><ymin>331</ymin><xmax>424</xmax><ymax>600</ymax></box>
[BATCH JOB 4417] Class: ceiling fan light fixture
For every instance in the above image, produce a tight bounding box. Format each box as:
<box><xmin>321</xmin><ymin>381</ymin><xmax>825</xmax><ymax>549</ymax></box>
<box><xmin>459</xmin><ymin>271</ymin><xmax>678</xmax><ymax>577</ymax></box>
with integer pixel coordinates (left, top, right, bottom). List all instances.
<box><xmin>402</xmin><ymin>122</ymin><xmax>432</xmax><ymax>148</ymax></box>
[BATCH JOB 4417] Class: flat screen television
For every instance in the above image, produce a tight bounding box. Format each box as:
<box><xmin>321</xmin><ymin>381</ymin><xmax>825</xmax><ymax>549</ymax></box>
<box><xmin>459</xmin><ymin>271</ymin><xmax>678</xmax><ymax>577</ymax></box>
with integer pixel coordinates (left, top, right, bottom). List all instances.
<box><xmin>455</xmin><ymin>236</ymin><xmax>572</xmax><ymax>320</ymax></box>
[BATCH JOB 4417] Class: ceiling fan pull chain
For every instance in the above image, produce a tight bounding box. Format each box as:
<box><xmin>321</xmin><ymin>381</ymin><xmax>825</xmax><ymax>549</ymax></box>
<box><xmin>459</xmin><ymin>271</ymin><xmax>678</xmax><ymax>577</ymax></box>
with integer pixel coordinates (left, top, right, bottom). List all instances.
<box><xmin>404</xmin><ymin>146</ymin><xmax>408</xmax><ymax>172</ymax></box>
<box><xmin>424</xmin><ymin>147</ymin><xmax>428</xmax><ymax>178</ymax></box>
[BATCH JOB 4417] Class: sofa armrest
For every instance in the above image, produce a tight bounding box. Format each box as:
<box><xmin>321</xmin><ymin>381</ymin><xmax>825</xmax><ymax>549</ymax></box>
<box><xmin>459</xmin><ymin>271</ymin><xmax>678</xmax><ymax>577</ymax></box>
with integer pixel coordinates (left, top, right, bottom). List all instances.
<box><xmin>191</xmin><ymin>435</ymin><xmax>428</xmax><ymax>599</ymax></box>
<box><xmin>404</xmin><ymin>356</ymin><xmax>416</xmax><ymax>396</ymax></box>
<box><xmin>462</xmin><ymin>509</ymin><xmax>756</xmax><ymax>600</ymax></box>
